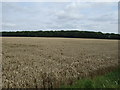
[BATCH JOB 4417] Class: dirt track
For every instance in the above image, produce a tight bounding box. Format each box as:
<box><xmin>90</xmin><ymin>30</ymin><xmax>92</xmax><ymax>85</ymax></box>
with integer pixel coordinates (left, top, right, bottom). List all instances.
<box><xmin>2</xmin><ymin>37</ymin><xmax>118</xmax><ymax>88</ymax></box>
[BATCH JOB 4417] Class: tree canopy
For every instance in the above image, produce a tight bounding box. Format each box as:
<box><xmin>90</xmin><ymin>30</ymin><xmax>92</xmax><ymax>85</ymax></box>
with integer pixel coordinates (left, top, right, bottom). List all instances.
<box><xmin>1</xmin><ymin>30</ymin><xmax>120</xmax><ymax>39</ymax></box>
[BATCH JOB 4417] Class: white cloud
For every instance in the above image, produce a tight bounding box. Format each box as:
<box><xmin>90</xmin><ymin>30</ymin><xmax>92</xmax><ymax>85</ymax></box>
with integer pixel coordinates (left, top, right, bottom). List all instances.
<box><xmin>2</xmin><ymin>2</ymin><xmax>118</xmax><ymax>33</ymax></box>
<box><xmin>2</xmin><ymin>23</ymin><xmax>16</xmax><ymax>27</ymax></box>
<box><xmin>0</xmin><ymin>2</ymin><xmax>2</xmax><ymax>30</ymax></box>
<box><xmin>2</xmin><ymin>0</ymin><xmax>119</xmax><ymax>2</ymax></box>
<box><xmin>55</xmin><ymin>2</ymin><xmax>85</xmax><ymax>22</ymax></box>
<box><xmin>88</xmin><ymin>12</ymin><xmax>118</xmax><ymax>23</ymax></box>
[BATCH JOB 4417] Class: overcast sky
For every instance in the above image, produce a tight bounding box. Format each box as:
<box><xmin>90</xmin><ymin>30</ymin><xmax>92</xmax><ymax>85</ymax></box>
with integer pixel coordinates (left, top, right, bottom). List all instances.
<box><xmin>1</xmin><ymin>2</ymin><xmax>118</xmax><ymax>33</ymax></box>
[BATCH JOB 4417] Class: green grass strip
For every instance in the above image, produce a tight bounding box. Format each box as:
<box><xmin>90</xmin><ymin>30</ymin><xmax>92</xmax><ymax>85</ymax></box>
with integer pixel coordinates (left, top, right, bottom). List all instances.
<box><xmin>61</xmin><ymin>68</ymin><xmax>120</xmax><ymax>88</ymax></box>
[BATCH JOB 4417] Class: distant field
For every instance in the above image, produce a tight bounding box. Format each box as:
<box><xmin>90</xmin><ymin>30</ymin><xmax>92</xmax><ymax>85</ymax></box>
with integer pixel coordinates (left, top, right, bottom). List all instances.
<box><xmin>2</xmin><ymin>37</ymin><xmax>118</xmax><ymax>88</ymax></box>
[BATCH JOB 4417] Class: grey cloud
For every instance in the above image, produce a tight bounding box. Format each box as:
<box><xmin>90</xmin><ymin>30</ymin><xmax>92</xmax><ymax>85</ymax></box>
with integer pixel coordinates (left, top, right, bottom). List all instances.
<box><xmin>2</xmin><ymin>2</ymin><xmax>118</xmax><ymax>33</ymax></box>
<box><xmin>2</xmin><ymin>2</ymin><xmax>35</xmax><ymax>13</ymax></box>
<box><xmin>88</xmin><ymin>13</ymin><xmax>117</xmax><ymax>23</ymax></box>
<box><xmin>55</xmin><ymin>2</ymin><xmax>84</xmax><ymax>22</ymax></box>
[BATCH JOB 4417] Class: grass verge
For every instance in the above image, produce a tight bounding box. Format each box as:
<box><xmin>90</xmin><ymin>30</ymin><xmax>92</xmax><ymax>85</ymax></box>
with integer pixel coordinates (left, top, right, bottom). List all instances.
<box><xmin>61</xmin><ymin>67</ymin><xmax>120</xmax><ymax>88</ymax></box>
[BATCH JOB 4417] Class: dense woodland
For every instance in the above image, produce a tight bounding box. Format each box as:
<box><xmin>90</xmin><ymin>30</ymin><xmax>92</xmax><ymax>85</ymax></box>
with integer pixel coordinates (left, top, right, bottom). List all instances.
<box><xmin>1</xmin><ymin>30</ymin><xmax>120</xmax><ymax>39</ymax></box>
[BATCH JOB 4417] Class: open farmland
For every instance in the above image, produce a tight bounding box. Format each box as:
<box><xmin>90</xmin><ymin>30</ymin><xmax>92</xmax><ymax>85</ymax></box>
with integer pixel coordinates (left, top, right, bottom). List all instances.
<box><xmin>2</xmin><ymin>37</ymin><xmax>118</xmax><ymax>88</ymax></box>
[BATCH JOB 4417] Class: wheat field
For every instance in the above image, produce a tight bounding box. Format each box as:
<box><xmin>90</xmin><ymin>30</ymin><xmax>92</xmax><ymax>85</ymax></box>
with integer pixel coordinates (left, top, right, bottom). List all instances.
<box><xmin>2</xmin><ymin>37</ymin><xmax>118</xmax><ymax>88</ymax></box>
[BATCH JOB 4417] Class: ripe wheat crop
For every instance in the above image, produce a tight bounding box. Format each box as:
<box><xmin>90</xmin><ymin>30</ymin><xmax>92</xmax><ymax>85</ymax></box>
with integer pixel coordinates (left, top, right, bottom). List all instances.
<box><xmin>2</xmin><ymin>37</ymin><xmax>118</xmax><ymax>88</ymax></box>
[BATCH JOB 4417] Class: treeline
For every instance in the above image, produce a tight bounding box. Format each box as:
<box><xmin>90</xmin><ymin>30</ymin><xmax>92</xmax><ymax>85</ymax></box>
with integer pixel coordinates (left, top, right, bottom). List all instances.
<box><xmin>1</xmin><ymin>30</ymin><xmax>120</xmax><ymax>39</ymax></box>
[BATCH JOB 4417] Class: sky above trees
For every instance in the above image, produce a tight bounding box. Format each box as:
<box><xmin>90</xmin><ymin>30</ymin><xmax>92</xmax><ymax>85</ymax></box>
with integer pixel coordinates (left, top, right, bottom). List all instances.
<box><xmin>1</xmin><ymin>1</ymin><xmax>118</xmax><ymax>33</ymax></box>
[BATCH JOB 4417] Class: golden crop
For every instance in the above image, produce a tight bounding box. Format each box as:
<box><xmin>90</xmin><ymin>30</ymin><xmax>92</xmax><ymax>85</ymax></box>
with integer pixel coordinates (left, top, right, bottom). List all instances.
<box><xmin>2</xmin><ymin>37</ymin><xmax>118</xmax><ymax>88</ymax></box>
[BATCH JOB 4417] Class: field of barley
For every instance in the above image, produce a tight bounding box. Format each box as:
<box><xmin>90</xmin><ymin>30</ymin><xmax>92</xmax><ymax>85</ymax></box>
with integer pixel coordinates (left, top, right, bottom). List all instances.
<box><xmin>2</xmin><ymin>37</ymin><xmax>118</xmax><ymax>88</ymax></box>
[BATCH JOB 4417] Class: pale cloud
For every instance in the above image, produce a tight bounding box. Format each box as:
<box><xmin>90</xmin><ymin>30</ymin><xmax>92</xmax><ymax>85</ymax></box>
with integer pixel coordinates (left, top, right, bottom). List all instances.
<box><xmin>2</xmin><ymin>23</ymin><xmax>16</xmax><ymax>27</ymax></box>
<box><xmin>1</xmin><ymin>0</ymin><xmax>119</xmax><ymax>2</ymax></box>
<box><xmin>2</xmin><ymin>2</ymin><xmax>118</xmax><ymax>33</ymax></box>
<box><xmin>88</xmin><ymin>12</ymin><xmax>118</xmax><ymax>22</ymax></box>
<box><xmin>0</xmin><ymin>2</ymin><xmax>2</xmax><ymax>30</ymax></box>
<box><xmin>56</xmin><ymin>2</ymin><xmax>84</xmax><ymax>20</ymax></box>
